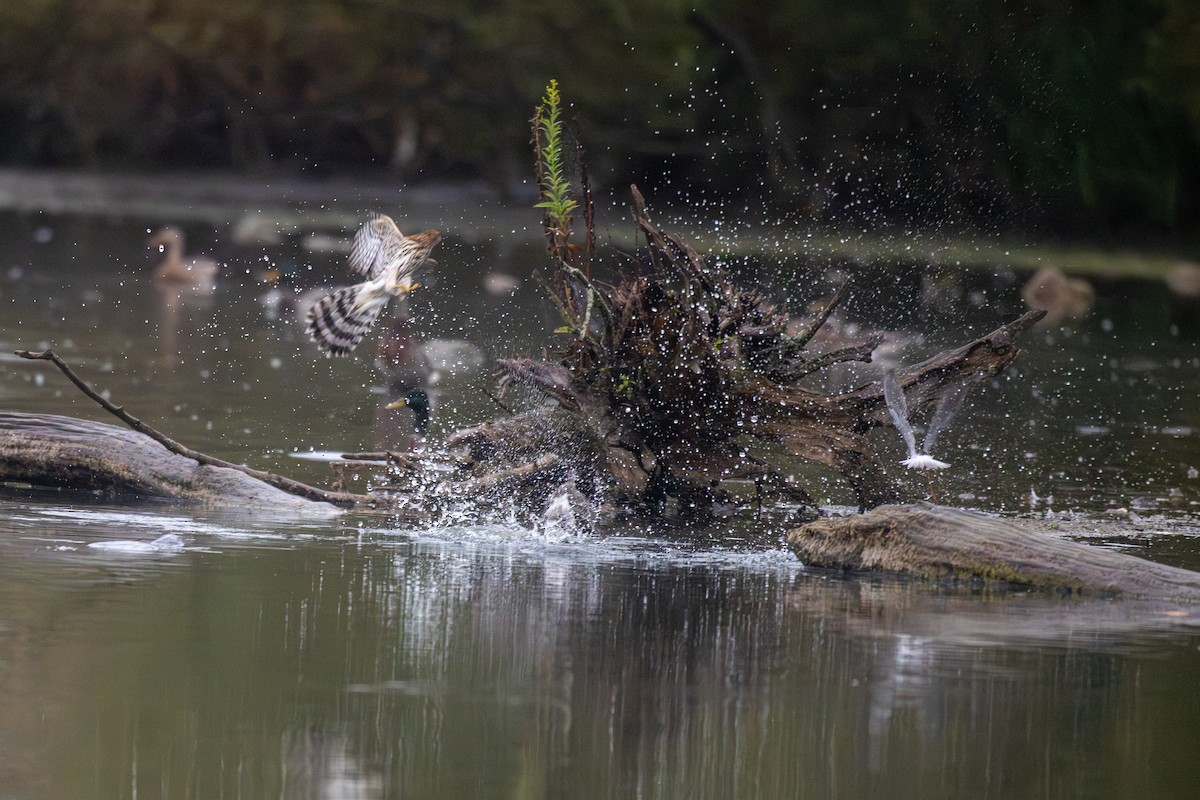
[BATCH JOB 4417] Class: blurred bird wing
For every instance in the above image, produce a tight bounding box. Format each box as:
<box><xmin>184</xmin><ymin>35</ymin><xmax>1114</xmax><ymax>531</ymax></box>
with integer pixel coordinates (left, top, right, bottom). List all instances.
<box><xmin>882</xmin><ymin>370</ymin><xmax>918</xmax><ymax>459</ymax></box>
<box><xmin>304</xmin><ymin>284</ymin><xmax>389</xmax><ymax>357</ymax></box>
<box><xmin>922</xmin><ymin>381</ymin><xmax>969</xmax><ymax>455</ymax></box>
<box><xmin>349</xmin><ymin>213</ymin><xmax>405</xmax><ymax>280</ymax></box>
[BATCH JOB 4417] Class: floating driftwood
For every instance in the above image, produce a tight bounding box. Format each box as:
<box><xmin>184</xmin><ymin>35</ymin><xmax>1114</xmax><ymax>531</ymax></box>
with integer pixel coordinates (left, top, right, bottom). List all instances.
<box><xmin>789</xmin><ymin>504</ymin><xmax>1200</xmax><ymax>602</ymax></box>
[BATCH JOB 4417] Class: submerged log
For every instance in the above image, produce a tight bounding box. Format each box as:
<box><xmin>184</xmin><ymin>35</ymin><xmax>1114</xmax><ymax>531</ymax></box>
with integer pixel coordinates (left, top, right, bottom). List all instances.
<box><xmin>789</xmin><ymin>504</ymin><xmax>1200</xmax><ymax>602</ymax></box>
<box><xmin>0</xmin><ymin>412</ymin><xmax>343</xmax><ymax>514</ymax></box>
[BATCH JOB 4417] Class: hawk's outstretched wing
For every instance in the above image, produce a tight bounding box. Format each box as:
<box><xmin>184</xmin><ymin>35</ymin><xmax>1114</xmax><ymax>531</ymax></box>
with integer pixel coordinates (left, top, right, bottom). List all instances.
<box><xmin>304</xmin><ymin>215</ymin><xmax>441</xmax><ymax>358</ymax></box>
<box><xmin>348</xmin><ymin>212</ymin><xmax>405</xmax><ymax>280</ymax></box>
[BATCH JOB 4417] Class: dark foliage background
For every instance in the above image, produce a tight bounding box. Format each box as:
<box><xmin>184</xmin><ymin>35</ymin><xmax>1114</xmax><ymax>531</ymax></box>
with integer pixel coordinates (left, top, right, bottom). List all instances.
<box><xmin>2</xmin><ymin>0</ymin><xmax>1198</xmax><ymax>235</ymax></box>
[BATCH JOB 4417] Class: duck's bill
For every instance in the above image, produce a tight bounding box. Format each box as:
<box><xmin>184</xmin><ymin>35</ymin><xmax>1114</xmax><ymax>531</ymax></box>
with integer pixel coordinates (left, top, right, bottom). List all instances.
<box><xmin>385</xmin><ymin>397</ymin><xmax>410</xmax><ymax>410</ymax></box>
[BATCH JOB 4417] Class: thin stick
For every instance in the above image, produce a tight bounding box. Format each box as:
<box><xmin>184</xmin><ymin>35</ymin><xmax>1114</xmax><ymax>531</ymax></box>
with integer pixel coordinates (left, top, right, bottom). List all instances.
<box><xmin>15</xmin><ymin>349</ymin><xmax>382</xmax><ymax>509</ymax></box>
<box><xmin>339</xmin><ymin>451</ymin><xmax>421</xmax><ymax>471</ymax></box>
<box><xmin>788</xmin><ymin>281</ymin><xmax>850</xmax><ymax>350</ymax></box>
<box><xmin>481</xmin><ymin>388</ymin><xmax>512</xmax><ymax>414</ymax></box>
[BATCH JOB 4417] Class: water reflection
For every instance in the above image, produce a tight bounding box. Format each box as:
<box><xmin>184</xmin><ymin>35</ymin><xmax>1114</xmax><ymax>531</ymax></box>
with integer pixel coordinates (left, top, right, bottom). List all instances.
<box><xmin>1</xmin><ymin>501</ymin><xmax>1198</xmax><ymax>799</ymax></box>
<box><xmin>282</xmin><ymin>727</ymin><xmax>382</xmax><ymax>800</ymax></box>
<box><xmin>154</xmin><ymin>283</ymin><xmax>219</xmax><ymax>368</ymax></box>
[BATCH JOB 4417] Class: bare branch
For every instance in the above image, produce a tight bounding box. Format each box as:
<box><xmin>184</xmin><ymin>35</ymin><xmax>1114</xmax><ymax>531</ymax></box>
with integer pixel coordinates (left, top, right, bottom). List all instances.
<box><xmin>14</xmin><ymin>349</ymin><xmax>380</xmax><ymax>508</ymax></box>
<box><xmin>788</xmin><ymin>281</ymin><xmax>850</xmax><ymax>350</ymax></box>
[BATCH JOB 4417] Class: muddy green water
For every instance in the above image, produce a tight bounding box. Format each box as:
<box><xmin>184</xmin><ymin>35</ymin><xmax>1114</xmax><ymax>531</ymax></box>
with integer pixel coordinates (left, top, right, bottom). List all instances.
<box><xmin>1</xmin><ymin>209</ymin><xmax>1199</xmax><ymax>799</ymax></box>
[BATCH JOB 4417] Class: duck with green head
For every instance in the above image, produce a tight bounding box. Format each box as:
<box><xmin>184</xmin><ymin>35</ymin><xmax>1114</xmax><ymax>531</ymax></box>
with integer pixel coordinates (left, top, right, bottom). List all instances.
<box><xmin>385</xmin><ymin>388</ymin><xmax>431</xmax><ymax>436</ymax></box>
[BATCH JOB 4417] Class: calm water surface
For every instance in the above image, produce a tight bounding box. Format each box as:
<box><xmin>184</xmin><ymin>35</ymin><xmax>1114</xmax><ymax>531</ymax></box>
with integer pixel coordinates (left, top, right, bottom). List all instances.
<box><xmin>1</xmin><ymin>209</ymin><xmax>1199</xmax><ymax>799</ymax></box>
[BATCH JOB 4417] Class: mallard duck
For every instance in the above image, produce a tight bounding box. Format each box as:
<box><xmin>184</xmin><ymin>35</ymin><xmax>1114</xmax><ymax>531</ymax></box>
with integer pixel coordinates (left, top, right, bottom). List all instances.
<box><xmin>304</xmin><ymin>213</ymin><xmax>441</xmax><ymax>356</ymax></box>
<box><xmin>1021</xmin><ymin>266</ymin><xmax>1093</xmax><ymax>327</ymax></box>
<box><xmin>147</xmin><ymin>226</ymin><xmax>220</xmax><ymax>294</ymax></box>
<box><xmin>385</xmin><ymin>388</ymin><xmax>431</xmax><ymax>436</ymax></box>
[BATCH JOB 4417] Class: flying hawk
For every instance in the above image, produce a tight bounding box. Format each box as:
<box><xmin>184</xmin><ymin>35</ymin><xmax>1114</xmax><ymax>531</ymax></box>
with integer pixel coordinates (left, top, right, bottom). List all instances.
<box><xmin>305</xmin><ymin>213</ymin><xmax>441</xmax><ymax>357</ymax></box>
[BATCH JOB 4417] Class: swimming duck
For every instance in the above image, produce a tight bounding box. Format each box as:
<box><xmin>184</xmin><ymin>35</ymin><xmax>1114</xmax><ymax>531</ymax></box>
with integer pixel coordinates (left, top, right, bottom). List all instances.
<box><xmin>1165</xmin><ymin>262</ymin><xmax>1200</xmax><ymax>300</ymax></box>
<box><xmin>385</xmin><ymin>388</ymin><xmax>431</xmax><ymax>436</ymax></box>
<box><xmin>148</xmin><ymin>226</ymin><xmax>220</xmax><ymax>294</ymax></box>
<box><xmin>1021</xmin><ymin>266</ymin><xmax>1093</xmax><ymax>327</ymax></box>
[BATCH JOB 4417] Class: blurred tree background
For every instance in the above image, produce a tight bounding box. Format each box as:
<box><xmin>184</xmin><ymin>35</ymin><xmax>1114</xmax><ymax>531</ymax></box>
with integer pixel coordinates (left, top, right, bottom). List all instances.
<box><xmin>1</xmin><ymin>0</ymin><xmax>1198</xmax><ymax>236</ymax></box>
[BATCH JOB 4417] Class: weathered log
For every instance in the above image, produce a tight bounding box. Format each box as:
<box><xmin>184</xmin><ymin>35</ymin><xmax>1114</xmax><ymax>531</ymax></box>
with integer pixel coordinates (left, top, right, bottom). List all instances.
<box><xmin>788</xmin><ymin>504</ymin><xmax>1200</xmax><ymax>602</ymax></box>
<box><xmin>0</xmin><ymin>412</ymin><xmax>344</xmax><ymax>514</ymax></box>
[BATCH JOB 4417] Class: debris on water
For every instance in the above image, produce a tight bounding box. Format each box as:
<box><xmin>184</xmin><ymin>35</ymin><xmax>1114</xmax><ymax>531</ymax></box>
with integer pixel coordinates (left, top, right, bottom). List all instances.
<box><xmin>1104</xmin><ymin>507</ymin><xmax>1142</xmax><ymax>523</ymax></box>
<box><xmin>1076</xmin><ymin>425</ymin><xmax>1112</xmax><ymax>436</ymax></box>
<box><xmin>87</xmin><ymin>533</ymin><xmax>186</xmax><ymax>554</ymax></box>
<box><xmin>1159</xmin><ymin>426</ymin><xmax>1193</xmax><ymax>437</ymax></box>
<box><xmin>483</xmin><ymin>272</ymin><xmax>521</xmax><ymax>296</ymax></box>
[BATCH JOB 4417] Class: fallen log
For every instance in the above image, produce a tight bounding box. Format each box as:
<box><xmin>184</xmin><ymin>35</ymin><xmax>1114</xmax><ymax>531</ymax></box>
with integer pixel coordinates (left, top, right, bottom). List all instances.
<box><xmin>13</xmin><ymin>348</ymin><xmax>382</xmax><ymax>508</ymax></box>
<box><xmin>0</xmin><ymin>412</ymin><xmax>344</xmax><ymax>514</ymax></box>
<box><xmin>788</xmin><ymin>504</ymin><xmax>1200</xmax><ymax>602</ymax></box>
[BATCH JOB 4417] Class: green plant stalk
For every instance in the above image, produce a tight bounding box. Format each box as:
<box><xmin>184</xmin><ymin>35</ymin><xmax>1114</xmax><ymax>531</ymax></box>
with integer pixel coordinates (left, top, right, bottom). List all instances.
<box><xmin>531</xmin><ymin>80</ymin><xmax>614</xmax><ymax>361</ymax></box>
<box><xmin>532</xmin><ymin>79</ymin><xmax>577</xmax><ymax>237</ymax></box>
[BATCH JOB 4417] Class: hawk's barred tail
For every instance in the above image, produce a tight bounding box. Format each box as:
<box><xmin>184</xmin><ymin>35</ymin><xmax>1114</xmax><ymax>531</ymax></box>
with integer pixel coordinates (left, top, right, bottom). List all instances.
<box><xmin>304</xmin><ymin>285</ymin><xmax>384</xmax><ymax>357</ymax></box>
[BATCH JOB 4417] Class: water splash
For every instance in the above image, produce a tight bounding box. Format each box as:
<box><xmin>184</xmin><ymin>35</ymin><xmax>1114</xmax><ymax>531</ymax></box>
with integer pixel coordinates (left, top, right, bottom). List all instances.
<box><xmin>882</xmin><ymin>369</ymin><xmax>966</xmax><ymax>470</ymax></box>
